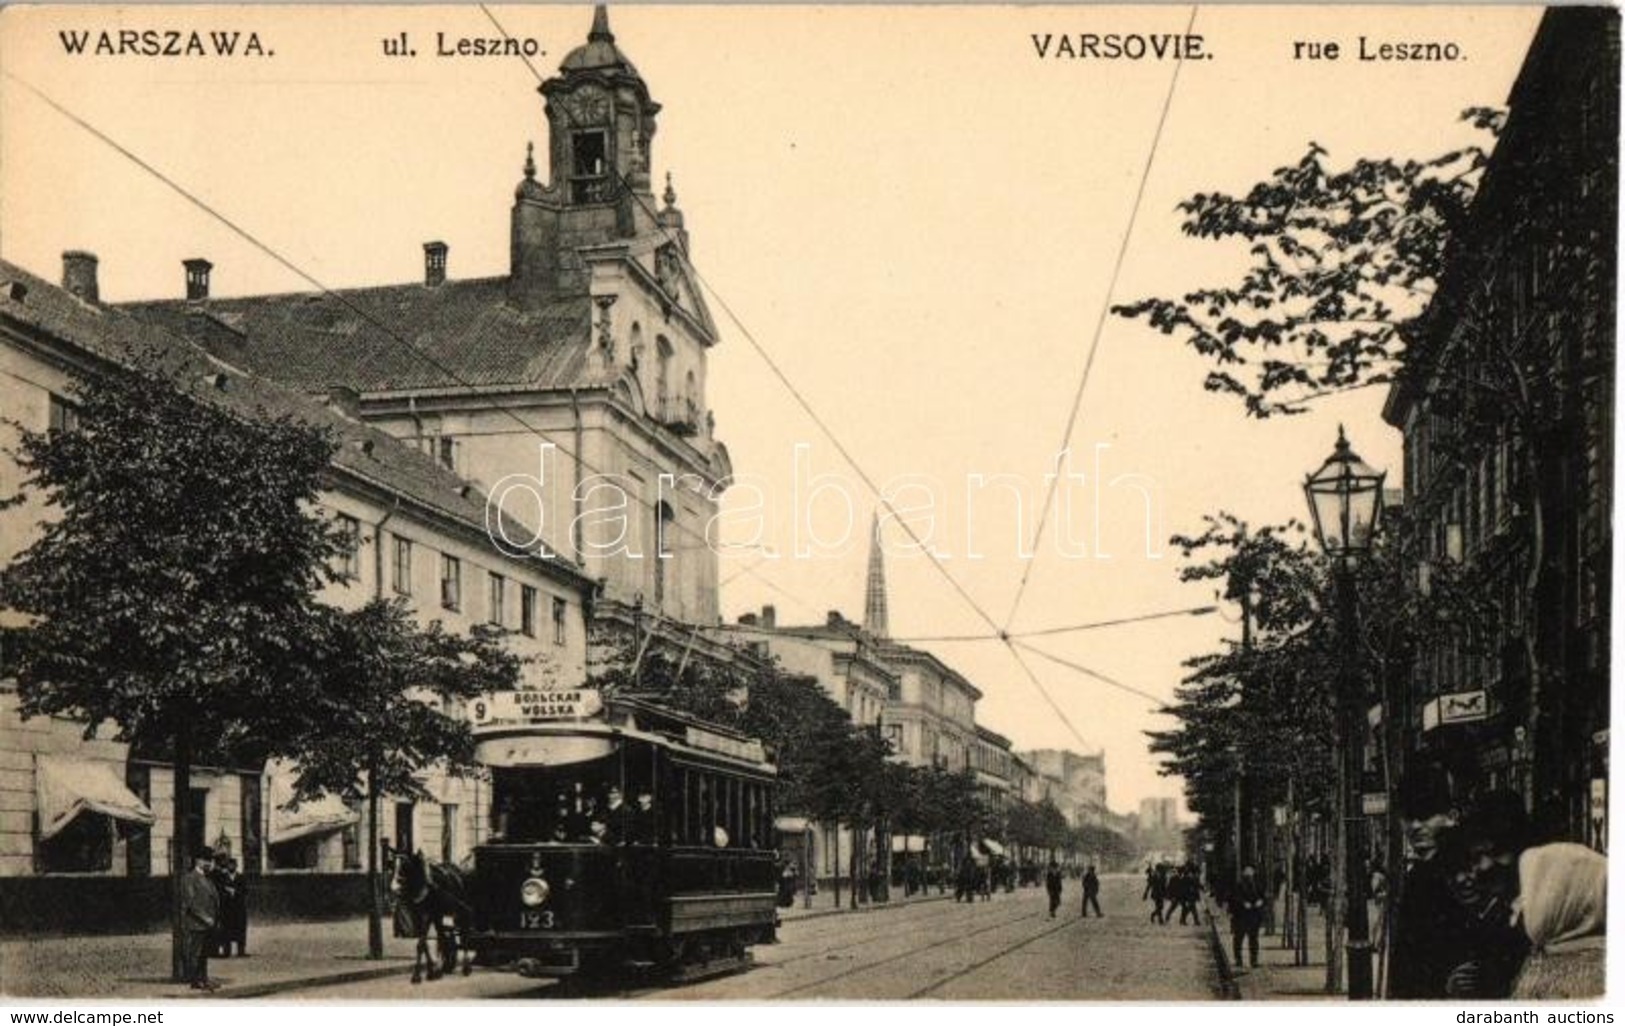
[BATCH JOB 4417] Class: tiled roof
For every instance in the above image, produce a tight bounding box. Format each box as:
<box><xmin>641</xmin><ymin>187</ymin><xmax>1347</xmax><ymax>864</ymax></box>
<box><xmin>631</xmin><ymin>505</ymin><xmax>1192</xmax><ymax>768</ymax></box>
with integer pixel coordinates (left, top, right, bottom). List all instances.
<box><xmin>0</xmin><ymin>259</ymin><xmax>592</xmax><ymax>593</ymax></box>
<box><xmin>122</xmin><ymin>277</ymin><xmax>602</xmax><ymax>395</ymax></box>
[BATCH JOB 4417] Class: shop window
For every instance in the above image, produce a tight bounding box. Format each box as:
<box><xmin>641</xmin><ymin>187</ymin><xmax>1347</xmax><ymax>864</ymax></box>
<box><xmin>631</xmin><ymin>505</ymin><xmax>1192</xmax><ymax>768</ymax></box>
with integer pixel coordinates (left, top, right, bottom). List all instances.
<box><xmin>37</xmin><ymin>813</ymin><xmax>114</xmax><ymax>873</ymax></box>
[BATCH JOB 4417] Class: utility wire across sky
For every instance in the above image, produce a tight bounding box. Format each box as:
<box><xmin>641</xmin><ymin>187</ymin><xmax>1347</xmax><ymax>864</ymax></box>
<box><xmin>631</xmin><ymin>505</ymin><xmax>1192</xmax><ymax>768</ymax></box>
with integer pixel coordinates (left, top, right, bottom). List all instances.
<box><xmin>12</xmin><ymin>4</ymin><xmax>1205</xmax><ymax>744</ymax></box>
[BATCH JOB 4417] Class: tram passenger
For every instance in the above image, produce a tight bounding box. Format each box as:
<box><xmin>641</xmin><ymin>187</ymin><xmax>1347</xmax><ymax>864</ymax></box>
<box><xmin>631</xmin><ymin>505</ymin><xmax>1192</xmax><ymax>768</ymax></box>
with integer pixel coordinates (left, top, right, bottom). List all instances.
<box><xmin>631</xmin><ymin>792</ymin><xmax>657</xmax><ymax>845</ymax></box>
<box><xmin>600</xmin><ymin>786</ymin><xmax>627</xmax><ymax>846</ymax></box>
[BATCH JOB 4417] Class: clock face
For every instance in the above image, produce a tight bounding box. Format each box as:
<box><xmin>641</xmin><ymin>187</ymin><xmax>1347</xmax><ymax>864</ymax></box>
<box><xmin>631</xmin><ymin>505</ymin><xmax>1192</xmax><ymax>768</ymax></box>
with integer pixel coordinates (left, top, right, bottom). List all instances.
<box><xmin>562</xmin><ymin>89</ymin><xmax>611</xmax><ymax>128</ymax></box>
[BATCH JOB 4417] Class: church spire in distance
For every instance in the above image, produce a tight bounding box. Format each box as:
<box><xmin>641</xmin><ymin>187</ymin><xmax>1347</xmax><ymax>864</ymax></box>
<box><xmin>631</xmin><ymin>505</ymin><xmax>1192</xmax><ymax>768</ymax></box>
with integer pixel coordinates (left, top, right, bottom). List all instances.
<box><xmin>864</xmin><ymin>512</ymin><xmax>889</xmax><ymax>639</ymax></box>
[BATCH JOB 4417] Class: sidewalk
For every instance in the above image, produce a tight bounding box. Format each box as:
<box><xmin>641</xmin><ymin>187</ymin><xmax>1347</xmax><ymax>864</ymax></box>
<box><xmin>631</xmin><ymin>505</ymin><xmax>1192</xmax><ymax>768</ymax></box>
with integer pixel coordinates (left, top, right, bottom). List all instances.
<box><xmin>1211</xmin><ymin>900</ymin><xmax>1353</xmax><ymax>1001</ymax></box>
<box><xmin>2</xmin><ymin>919</ymin><xmax>417</xmax><ymax>1001</ymax></box>
<box><xmin>778</xmin><ymin>884</ymin><xmax>954</xmax><ymax>923</ymax></box>
<box><xmin>5</xmin><ymin>890</ymin><xmax>952</xmax><ymax>1000</ymax></box>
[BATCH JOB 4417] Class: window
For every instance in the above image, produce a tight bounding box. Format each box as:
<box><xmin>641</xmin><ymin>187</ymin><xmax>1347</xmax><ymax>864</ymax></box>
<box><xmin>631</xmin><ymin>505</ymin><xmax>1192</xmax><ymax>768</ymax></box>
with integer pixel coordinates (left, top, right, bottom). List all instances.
<box><xmin>437</xmin><ymin>436</ymin><xmax>458</xmax><ymax>474</ymax></box>
<box><xmin>487</xmin><ymin>572</ymin><xmax>505</xmax><ymax>627</ymax></box>
<box><xmin>47</xmin><ymin>394</ymin><xmax>80</xmax><ymax>433</ymax></box>
<box><xmin>654</xmin><ymin>501</ymin><xmax>675</xmax><ymax>609</ymax></box>
<box><xmin>520</xmin><ymin>585</ymin><xmax>538</xmax><ymax>637</ymax></box>
<box><xmin>570</xmin><ymin>130</ymin><xmax>610</xmax><ymax>203</ymax></box>
<box><xmin>440</xmin><ymin>804</ymin><xmax>459</xmax><ymax>864</ymax></box>
<box><xmin>655</xmin><ymin>337</ymin><xmax>674</xmax><ymax>419</ymax></box>
<box><xmin>392</xmin><ymin>537</ymin><xmax>413</xmax><ymax>596</ymax></box>
<box><xmin>336</xmin><ymin>515</ymin><xmax>361</xmax><ymax>579</ymax></box>
<box><xmin>441</xmin><ymin>555</ymin><xmax>461</xmax><ymax>611</ymax></box>
<box><xmin>552</xmin><ymin>596</ymin><xmax>568</xmax><ymax>645</ymax></box>
<box><xmin>37</xmin><ymin>813</ymin><xmax>113</xmax><ymax>874</ymax></box>
<box><xmin>394</xmin><ymin>802</ymin><xmax>415</xmax><ymax>854</ymax></box>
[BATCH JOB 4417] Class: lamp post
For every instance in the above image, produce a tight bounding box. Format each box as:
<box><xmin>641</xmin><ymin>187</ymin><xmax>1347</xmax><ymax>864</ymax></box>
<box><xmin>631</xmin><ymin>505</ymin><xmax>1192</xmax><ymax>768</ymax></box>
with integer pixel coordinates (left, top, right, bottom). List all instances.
<box><xmin>1304</xmin><ymin>426</ymin><xmax>1385</xmax><ymax>1001</ymax></box>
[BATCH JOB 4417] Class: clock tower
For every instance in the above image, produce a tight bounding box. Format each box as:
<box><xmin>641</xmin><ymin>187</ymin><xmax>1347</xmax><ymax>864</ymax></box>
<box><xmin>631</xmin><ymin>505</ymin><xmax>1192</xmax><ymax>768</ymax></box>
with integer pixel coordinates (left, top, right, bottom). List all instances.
<box><xmin>509</xmin><ymin>5</ymin><xmax>667</xmax><ymax>308</ymax></box>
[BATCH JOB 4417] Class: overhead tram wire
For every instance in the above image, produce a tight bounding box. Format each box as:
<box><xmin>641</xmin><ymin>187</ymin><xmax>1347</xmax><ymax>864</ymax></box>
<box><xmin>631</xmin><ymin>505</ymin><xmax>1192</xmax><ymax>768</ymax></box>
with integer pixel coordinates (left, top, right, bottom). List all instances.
<box><xmin>1000</xmin><ymin>4</ymin><xmax>1200</xmax><ymax>635</ymax></box>
<box><xmin>4</xmin><ymin>73</ymin><xmax>823</xmax><ymax>617</ymax></box>
<box><xmin>477</xmin><ymin>4</ymin><xmax>1165</xmax><ymax>749</ymax></box>
<box><xmin>13</xmin><ymin>27</ymin><xmax>1167</xmax><ymax>743</ymax></box>
<box><xmin>1011</xmin><ymin>638</ymin><xmax>1169</xmax><ymax>708</ymax></box>
<box><xmin>701</xmin><ymin>603</ymin><xmax>1214</xmax><ymax>645</ymax></box>
<box><xmin>897</xmin><ymin>603</ymin><xmax>1217</xmax><ymax>643</ymax></box>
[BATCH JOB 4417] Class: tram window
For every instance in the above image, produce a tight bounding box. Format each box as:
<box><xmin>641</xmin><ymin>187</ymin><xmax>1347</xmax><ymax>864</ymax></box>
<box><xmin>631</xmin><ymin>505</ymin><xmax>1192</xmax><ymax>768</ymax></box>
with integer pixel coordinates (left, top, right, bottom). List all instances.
<box><xmin>727</xmin><ymin>778</ymin><xmax>741</xmax><ymax>848</ymax></box>
<box><xmin>488</xmin><ymin>752</ymin><xmax>624</xmax><ymax>844</ymax></box>
<box><xmin>747</xmin><ymin>786</ymin><xmax>759</xmax><ymax>849</ymax></box>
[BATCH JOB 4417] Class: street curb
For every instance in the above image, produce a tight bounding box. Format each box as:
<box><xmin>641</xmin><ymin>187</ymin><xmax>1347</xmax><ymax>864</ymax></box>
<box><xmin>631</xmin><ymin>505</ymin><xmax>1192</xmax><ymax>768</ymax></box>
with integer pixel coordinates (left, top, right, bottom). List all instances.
<box><xmin>1202</xmin><ymin>897</ymin><xmax>1242</xmax><ymax>1001</ymax></box>
<box><xmin>780</xmin><ymin>893</ymin><xmax>953</xmax><ymax>925</ymax></box>
<box><xmin>220</xmin><ymin>961</ymin><xmax>415</xmax><ymax>1000</ymax></box>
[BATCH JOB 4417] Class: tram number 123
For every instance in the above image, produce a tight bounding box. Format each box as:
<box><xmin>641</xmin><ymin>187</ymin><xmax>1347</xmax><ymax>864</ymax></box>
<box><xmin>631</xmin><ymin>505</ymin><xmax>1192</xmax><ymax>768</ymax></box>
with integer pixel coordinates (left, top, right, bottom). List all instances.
<box><xmin>521</xmin><ymin>910</ymin><xmax>556</xmax><ymax>930</ymax></box>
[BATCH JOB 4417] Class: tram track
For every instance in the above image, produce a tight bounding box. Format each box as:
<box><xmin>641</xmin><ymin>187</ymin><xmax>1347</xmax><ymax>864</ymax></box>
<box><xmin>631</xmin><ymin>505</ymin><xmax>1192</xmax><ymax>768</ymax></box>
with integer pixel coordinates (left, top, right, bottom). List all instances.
<box><xmin>760</xmin><ymin>900</ymin><xmax>1048</xmax><ymax>999</ymax></box>
<box><xmin>901</xmin><ymin>912</ymin><xmax>1082</xmax><ymax>998</ymax></box>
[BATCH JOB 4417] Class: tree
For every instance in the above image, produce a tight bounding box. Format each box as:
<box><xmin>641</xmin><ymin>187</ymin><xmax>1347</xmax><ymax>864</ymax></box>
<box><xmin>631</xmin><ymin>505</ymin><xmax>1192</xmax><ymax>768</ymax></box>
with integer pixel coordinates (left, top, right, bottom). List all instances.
<box><xmin>1115</xmin><ymin>108</ymin><xmax>1595</xmax><ymax>834</ymax></box>
<box><xmin>1</xmin><ymin>356</ymin><xmax>348</xmax><ymax>981</ymax></box>
<box><xmin>1112</xmin><ymin>110</ymin><xmax>1502</xmax><ymax>418</ymax></box>
<box><xmin>277</xmin><ymin>599</ymin><xmax>522</xmax><ymax>958</ymax></box>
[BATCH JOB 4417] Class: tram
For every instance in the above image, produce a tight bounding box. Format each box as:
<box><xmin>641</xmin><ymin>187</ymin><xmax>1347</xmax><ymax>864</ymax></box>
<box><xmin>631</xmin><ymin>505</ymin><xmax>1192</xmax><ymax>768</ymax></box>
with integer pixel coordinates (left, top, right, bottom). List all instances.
<box><xmin>464</xmin><ymin>690</ymin><xmax>779</xmax><ymax>980</ymax></box>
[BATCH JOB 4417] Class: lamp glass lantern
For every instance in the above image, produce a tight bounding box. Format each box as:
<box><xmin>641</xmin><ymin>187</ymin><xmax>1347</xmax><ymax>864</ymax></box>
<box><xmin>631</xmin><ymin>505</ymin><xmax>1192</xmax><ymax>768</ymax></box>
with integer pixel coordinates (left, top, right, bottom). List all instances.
<box><xmin>1304</xmin><ymin>426</ymin><xmax>1386</xmax><ymax>557</ymax></box>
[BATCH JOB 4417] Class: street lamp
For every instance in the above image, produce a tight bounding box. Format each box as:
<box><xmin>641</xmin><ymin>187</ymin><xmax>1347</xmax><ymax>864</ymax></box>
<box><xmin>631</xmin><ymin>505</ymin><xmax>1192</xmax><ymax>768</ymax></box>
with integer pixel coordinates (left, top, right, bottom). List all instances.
<box><xmin>1304</xmin><ymin>426</ymin><xmax>1385</xmax><ymax>1001</ymax></box>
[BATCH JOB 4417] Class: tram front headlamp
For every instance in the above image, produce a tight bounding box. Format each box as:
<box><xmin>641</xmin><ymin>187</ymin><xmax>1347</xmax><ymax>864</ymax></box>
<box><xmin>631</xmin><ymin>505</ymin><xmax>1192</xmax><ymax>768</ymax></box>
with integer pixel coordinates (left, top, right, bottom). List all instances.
<box><xmin>520</xmin><ymin>877</ymin><xmax>550</xmax><ymax>908</ymax></box>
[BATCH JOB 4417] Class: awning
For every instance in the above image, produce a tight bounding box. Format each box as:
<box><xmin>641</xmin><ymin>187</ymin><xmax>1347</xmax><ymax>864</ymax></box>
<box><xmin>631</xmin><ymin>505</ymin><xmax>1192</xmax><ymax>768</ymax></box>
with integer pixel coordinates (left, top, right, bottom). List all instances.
<box><xmin>774</xmin><ymin>816</ymin><xmax>812</xmax><ymax>833</ymax></box>
<box><xmin>271</xmin><ymin>793</ymin><xmax>357</xmax><ymax>845</ymax></box>
<box><xmin>35</xmin><ymin>756</ymin><xmax>156</xmax><ymax>840</ymax></box>
<box><xmin>891</xmin><ymin>834</ymin><xmax>927</xmax><ymax>853</ymax></box>
<box><xmin>979</xmin><ymin>838</ymin><xmax>1007</xmax><ymax>857</ymax></box>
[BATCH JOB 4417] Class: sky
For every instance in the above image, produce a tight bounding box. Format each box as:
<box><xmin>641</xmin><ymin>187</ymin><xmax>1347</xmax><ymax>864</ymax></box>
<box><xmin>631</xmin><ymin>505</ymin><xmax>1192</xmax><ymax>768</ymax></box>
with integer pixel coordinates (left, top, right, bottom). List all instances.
<box><xmin>0</xmin><ymin>4</ymin><xmax>1545</xmax><ymax>817</ymax></box>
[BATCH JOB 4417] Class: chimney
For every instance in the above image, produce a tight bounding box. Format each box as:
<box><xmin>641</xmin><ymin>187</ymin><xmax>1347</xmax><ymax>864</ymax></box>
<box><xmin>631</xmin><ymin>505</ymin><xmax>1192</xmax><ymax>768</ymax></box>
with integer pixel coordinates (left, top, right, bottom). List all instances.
<box><xmin>424</xmin><ymin>241</ymin><xmax>448</xmax><ymax>287</ymax></box>
<box><xmin>761</xmin><ymin>605</ymin><xmax>777</xmax><ymax>629</ymax></box>
<box><xmin>183</xmin><ymin>259</ymin><xmax>212</xmax><ymax>301</ymax></box>
<box><xmin>826</xmin><ymin>610</ymin><xmax>844</xmax><ymax>627</ymax></box>
<box><xmin>61</xmin><ymin>251</ymin><xmax>99</xmax><ymax>303</ymax></box>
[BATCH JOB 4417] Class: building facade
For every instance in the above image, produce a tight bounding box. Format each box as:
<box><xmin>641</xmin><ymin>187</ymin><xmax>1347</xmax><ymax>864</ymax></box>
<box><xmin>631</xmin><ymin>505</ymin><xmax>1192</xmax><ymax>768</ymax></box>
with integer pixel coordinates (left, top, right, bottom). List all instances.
<box><xmin>0</xmin><ymin>254</ymin><xmax>594</xmax><ymax>929</ymax></box>
<box><xmin>123</xmin><ymin>7</ymin><xmax>742</xmax><ymax>687</ymax></box>
<box><xmin>1380</xmin><ymin>7</ymin><xmax>1616</xmax><ymax>847</ymax></box>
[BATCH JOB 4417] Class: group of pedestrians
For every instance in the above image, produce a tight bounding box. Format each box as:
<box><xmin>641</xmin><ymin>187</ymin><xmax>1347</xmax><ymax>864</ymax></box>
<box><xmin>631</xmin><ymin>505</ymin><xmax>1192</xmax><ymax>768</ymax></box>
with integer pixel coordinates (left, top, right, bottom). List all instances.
<box><xmin>1043</xmin><ymin>860</ymin><xmax>1101</xmax><ymax>918</ymax></box>
<box><xmin>178</xmin><ymin>846</ymin><xmax>251</xmax><ymax>991</ymax></box>
<box><xmin>1142</xmin><ymin>862</ymin><xmax>1203</xmax><ymax>926</ymax></box>
<box><xmin>1388</xmin><ymin>778</ymin><xmax>1607</xmax><ymax>1000</ymax></box>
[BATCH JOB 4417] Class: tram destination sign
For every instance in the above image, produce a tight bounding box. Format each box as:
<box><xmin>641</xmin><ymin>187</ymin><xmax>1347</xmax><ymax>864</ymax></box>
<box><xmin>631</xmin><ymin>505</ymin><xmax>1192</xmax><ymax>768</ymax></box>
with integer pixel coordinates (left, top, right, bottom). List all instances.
<box><xmin>471</xmin><ymin>687</ymin><xmax>604</xmax><ymax>729</ymax></box>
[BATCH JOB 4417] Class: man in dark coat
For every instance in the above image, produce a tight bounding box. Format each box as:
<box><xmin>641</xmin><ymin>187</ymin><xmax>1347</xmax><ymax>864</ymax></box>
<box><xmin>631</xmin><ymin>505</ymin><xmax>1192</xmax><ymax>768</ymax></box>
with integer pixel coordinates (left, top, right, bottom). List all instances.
<box><xmin>1177</xmin><ymin>864</ymin><xmax>1203</xmax><ymax>924</ymax></box>
<box><xmin>1080</xmin><ymin>865</ymin><xmax>1103</xmax><ymax>917</ymax></box>
<box><xmin>179</xmin><ymin>848</ymin><xmax>221</xmax><ymax>990</ymax></box>
<box><xmin>212</xmin><ymin>853</ymin><xmax>249</xmax><ymax>957</ymax></box>
<box><xmin>1143</xmin><ymin>864</ymin><xmax>1167</xmax><ymax>923</ymax></box>
<box><xmin>1044</xmin><ymin>860</ymin><xmax>1064</xmax><ymax>918</ymax></box>
<box><xmin>1229</xmin><ymin>865</ymin><xmax>1265</xmax><ymax>969</ymax></box>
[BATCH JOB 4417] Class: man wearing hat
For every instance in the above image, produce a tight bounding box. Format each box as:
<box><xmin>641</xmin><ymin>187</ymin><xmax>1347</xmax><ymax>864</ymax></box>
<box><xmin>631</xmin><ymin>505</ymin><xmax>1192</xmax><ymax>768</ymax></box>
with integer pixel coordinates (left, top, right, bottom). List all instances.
<box><xmin>180</xmin><ymin>847</ymin><xmax>222</xmax><ymax>990</ymax></box>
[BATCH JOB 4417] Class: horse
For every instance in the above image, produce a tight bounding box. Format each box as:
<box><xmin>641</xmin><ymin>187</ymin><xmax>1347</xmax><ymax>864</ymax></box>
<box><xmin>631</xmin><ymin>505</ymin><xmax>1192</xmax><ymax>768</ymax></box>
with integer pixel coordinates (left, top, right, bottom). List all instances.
<box><xmin>384</xmin><ymin>842</ymin><xmax>475</xmax><ymax>984</ymax></box>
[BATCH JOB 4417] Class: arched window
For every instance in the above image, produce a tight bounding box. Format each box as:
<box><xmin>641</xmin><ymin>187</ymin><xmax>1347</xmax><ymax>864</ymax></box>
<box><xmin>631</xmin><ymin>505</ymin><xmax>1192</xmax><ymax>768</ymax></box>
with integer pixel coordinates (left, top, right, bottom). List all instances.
<box><xmin>684</xmin><ymin>369</ymin><xmax>698</xmax><ymax>425</ymax></box>
<box><xmin>655</xmin><ymin>336</ymin><xmax>674</xmax><ymax>420</ymax></box>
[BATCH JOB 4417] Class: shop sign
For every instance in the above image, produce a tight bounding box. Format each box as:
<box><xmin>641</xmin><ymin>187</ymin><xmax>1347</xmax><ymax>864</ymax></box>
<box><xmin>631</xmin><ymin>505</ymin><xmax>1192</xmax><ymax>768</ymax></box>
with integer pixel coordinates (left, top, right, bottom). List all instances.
<box><xmin>1361</xmin><ymin>793</ymin><xmax>1388</xmax><ymax>816</ymax></box>
<box><xmin>1421</xmin><ymin>689</ymin><xmax>1487</xmax><ymax>731</ymax></box>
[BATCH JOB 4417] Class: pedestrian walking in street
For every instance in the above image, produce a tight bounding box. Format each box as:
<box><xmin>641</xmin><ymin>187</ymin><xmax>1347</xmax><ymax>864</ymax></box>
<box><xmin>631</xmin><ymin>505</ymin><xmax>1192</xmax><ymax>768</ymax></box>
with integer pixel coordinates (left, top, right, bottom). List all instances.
<box><xmin>180</xmin><ymin>848</ymin><xmax>221</xmax><ymax>990</ymax></box>
<box><xmin>955</xmin><ymin>855</ymin><xmax>976</xmax><ymax>903</ymax></box>
<box><xmin>1081</xmin><ymin>865</ymin><xmax>1103</xmax><ymax>917</ymax></box>
<box><xmin>1176</xmin><ymin>864</ymin><xmax>1203</xmax><ymax>925</ymax></box>
<box><xmin>1044</xmin><ymin>860</ymin><xmax>1063</xmax><ymax>918</ymax></box>
<box><xmin>1228</xmin><ymin>865</ymin><xmax>1265</xmax><ymax>970</ymax></box>
<box><xmin>1143</xmin><ymin>863</ymin><xmax>1167</xmax><ymax>924</ymax></box>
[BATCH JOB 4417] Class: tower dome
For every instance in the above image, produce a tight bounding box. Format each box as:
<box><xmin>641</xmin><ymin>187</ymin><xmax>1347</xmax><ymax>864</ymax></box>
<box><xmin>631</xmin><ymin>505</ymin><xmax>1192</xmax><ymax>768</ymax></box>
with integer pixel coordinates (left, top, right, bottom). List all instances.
<box><xmin>559</xmin><ymin>5</ymin><xmax>639</xmax><ymax>74</ymax></box>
